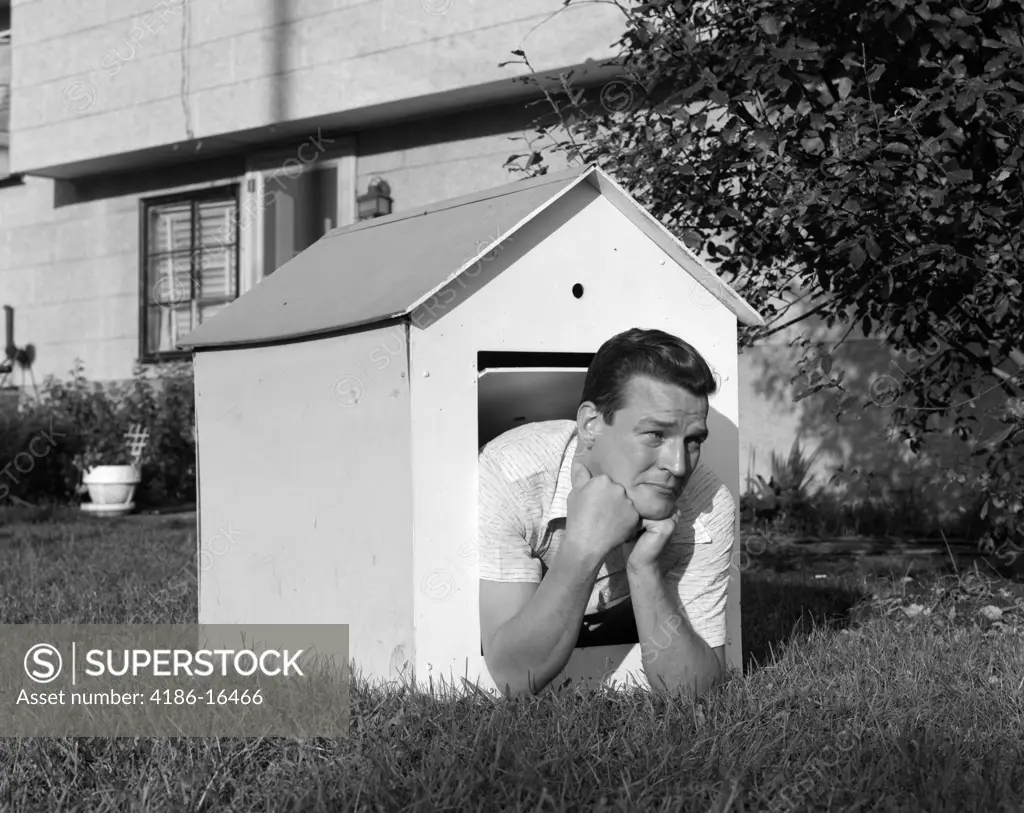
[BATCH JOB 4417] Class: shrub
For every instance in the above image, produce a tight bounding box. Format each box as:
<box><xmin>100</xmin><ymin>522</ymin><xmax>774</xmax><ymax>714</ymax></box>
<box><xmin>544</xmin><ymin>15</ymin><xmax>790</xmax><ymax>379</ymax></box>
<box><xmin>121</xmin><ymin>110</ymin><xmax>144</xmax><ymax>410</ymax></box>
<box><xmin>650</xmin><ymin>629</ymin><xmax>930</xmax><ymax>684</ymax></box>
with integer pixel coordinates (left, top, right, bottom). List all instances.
<box><xmin>740</xmin><ymin>437</ymin><xmax>984</xmax><ymax>540</ymax></box>
<box><xmin>0</xmin><ymin>400</ymin><xmax>81</xmax><ymax>504</ymax></box>
<box><xmin>1</xmin><ymin>360</ymin><xmax>196</xmax><ymax>508</ymax></box>
<box><xmin>741</xmin><ymin>438</ymin><xmax>822</xmax><ymax>526</ymax></box>
<box><xmin>117</xmin><ymin>362</ymin><xmax>196</xmax><ymax>507</ymax></box>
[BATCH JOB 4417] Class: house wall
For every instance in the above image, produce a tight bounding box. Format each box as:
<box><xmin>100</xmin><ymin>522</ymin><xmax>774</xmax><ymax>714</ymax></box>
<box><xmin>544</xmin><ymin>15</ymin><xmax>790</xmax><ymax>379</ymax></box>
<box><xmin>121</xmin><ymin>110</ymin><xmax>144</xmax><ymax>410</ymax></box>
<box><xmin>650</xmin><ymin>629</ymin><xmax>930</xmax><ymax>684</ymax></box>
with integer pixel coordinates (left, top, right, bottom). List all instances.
<box><xmin>9</xmin><ymin>0</ymin><xmax>623</xmax><ymax>176</ymax></box>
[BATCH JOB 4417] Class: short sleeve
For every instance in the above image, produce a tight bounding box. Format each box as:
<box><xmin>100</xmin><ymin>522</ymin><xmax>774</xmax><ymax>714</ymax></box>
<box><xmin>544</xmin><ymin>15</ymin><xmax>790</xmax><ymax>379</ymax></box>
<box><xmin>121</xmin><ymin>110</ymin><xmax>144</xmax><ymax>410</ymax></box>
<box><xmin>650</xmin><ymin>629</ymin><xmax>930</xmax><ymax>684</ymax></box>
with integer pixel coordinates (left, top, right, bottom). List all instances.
<box><xmin>477</xmin><ymin>449</ymin><xmax>542</xmax><ymax>583</ymax></box>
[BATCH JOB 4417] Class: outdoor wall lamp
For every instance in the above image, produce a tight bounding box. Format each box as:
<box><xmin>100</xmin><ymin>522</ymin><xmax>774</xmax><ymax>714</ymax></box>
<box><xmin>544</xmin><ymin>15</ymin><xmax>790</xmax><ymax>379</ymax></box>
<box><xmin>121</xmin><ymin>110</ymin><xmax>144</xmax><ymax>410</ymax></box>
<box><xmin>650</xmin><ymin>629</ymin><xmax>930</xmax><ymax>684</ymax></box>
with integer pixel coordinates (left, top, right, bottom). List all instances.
<box><xmin>357</xmin><ymin>178</ymin><xmax>393</xmax><ymax>220</ymax></box>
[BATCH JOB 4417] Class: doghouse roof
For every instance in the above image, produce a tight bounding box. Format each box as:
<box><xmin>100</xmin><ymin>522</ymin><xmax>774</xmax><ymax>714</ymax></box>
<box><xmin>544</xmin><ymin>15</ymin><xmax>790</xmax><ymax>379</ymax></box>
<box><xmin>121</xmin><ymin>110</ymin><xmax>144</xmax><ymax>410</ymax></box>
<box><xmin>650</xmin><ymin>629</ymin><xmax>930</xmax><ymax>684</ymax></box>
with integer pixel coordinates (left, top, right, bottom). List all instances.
<box><xmin>178</xmin><ymin>164</ymin><xmax>764</xmax><ymax>350</ymax></box>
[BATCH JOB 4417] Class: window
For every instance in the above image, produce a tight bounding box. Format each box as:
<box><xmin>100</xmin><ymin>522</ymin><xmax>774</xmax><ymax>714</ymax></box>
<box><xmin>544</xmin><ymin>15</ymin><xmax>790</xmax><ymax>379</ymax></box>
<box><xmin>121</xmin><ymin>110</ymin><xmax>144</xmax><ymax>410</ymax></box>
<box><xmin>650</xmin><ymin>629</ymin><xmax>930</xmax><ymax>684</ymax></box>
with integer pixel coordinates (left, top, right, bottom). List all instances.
<box><xmin>140</xmin><ymin>186</ymin><xmax>240</xmax><ymax>362</ymax></box>
<box><xmin>259</xmin><ymin>163</ymin><xmax>339</xmax><ymax>276</ymax></box>
<box><xmin>241</xmin><ymin>136</ymin><xmax>356</xmax><ymax>284</ymax></box>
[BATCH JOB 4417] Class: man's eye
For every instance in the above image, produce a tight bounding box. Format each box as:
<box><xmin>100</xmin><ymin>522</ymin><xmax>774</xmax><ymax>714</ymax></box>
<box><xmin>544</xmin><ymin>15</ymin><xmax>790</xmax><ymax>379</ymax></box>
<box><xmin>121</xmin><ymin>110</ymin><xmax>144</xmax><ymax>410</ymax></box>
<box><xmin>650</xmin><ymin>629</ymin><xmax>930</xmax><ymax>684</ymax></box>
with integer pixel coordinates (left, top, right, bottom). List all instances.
<box><xmin>647</xmin><ymin>431</ymin><xmax>664</xmax><ymax>439</ymax></box>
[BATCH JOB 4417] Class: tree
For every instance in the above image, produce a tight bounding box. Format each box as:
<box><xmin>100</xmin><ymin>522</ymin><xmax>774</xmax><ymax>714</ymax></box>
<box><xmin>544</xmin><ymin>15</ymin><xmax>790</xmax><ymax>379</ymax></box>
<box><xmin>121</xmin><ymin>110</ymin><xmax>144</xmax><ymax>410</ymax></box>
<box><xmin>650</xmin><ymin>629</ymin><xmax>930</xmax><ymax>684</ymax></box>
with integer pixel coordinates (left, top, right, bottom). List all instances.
<box><xmin>505</xmin><ymin>0</ymin><xmax>1023</xmax><ymax>553</ymax></box>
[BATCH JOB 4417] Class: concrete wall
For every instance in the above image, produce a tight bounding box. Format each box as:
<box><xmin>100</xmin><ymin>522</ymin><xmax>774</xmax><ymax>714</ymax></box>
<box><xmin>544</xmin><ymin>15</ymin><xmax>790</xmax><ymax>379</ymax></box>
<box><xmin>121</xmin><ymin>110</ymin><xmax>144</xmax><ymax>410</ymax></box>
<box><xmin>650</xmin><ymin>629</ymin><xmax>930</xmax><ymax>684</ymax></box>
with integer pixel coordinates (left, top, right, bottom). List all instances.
<box><xmin>9</xmin><ymin>0</ymin><xmax>623</xmax><ymax>176</ymax></box>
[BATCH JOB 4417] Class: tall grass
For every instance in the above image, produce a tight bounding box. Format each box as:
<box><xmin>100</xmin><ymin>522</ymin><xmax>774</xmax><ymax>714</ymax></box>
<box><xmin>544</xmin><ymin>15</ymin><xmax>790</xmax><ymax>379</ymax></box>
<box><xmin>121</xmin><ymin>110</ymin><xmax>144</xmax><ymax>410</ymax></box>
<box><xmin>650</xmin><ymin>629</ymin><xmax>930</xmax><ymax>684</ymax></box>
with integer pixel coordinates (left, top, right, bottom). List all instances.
<box><xmin>1</xmin><ymin>508</ymin><xmax>1022</xmax><ymax>811</ymax></box>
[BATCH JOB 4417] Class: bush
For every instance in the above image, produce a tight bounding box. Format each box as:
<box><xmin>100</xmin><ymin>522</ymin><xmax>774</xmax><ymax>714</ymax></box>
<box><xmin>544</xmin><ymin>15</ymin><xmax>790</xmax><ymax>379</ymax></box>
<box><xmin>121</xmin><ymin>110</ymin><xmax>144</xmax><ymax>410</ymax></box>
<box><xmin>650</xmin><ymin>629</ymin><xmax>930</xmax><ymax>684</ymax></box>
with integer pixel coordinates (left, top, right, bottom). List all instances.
<box><xmin>739</xmin><ymin>437</ymin><xmax>985</xmax><ymax>541</ymax></box>
<box><xmin>0</xmin><ymin>401</ymin><xmax>81</xmax><ymax>504</ymax></box>
<box><xmin>0</xmin><ymin>360</ymin><xmax>196</xmax><ymax>508</ymax></box>
<box><xmin>117</xmin><ymin>362</ymin><xmax>196</xmax><ymax>507</ymax></box>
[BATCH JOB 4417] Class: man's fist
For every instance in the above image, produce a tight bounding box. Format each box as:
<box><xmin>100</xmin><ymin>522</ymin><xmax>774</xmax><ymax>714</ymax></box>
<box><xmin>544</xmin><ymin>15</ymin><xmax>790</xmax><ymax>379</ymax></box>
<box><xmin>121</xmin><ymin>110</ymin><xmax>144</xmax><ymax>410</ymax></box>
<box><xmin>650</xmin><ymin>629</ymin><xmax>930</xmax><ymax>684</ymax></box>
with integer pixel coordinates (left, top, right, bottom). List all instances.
<box><xmin>564</xmin><ymin>457</ymin><xmax>642</xmax><ymax>568</ymax></box>
<box><xmin>623</xmin><ymin>508</ymin><xmax>683</xmax><ymax>573</ymax></box>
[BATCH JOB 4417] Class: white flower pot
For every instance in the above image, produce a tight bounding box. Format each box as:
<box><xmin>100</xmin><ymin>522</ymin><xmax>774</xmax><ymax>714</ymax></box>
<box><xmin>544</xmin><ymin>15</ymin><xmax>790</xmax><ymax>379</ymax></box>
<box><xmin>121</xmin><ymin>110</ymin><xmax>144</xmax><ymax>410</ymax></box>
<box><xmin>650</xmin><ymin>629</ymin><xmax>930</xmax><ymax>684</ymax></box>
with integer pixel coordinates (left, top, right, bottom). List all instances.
<box><xmin>82</xmin><ymin>464</ymin><xmax>141</xmax><ymax>505</ymax></box>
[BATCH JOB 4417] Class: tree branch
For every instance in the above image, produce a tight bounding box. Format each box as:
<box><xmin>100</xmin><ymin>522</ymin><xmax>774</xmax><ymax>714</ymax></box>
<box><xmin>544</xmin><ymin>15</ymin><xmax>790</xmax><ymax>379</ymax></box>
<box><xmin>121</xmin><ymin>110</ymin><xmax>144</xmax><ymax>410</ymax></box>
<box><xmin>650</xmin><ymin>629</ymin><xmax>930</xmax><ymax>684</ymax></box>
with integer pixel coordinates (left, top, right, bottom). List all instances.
<box><xmin>757</xmin><ymin>297</ymin><xmax>835</xmax><ymax>340</ymax></box>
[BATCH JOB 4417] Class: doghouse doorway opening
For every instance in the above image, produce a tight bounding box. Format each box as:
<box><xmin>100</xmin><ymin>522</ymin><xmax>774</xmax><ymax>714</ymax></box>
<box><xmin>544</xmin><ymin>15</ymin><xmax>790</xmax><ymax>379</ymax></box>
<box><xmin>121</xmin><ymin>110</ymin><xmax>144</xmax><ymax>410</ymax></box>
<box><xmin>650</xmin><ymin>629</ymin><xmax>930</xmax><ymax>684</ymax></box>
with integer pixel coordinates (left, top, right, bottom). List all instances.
<box><xmin>476</xmin><ymin>352</ymin><xmax>592</xmax><ymax>657</ymax></box>
<box><xmin>476</xmin><ymin>352</ymin><xmax>592</xmax><ymax>448</ymax></box>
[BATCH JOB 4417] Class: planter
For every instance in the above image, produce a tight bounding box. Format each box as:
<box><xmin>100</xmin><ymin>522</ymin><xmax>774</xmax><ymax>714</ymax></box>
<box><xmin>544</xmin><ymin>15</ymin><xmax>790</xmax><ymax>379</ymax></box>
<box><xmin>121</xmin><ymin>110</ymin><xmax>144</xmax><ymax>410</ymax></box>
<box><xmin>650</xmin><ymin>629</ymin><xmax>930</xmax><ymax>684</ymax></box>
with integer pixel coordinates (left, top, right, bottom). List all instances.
<box><xmin>82</xmin><ymin>464</ymin><xmax>141</xmax><ymax>506</ymax></box>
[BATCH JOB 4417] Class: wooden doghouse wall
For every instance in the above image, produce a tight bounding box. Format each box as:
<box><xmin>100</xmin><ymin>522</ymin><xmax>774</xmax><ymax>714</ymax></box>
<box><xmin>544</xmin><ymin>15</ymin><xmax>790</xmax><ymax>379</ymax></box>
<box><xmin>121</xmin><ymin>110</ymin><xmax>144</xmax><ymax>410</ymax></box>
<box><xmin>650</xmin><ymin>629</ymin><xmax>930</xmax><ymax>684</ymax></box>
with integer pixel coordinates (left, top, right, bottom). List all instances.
<box><xmin>408</xmin><ymin>182</ymin><xmax>742</xmax><ymax>692</ymax></box>
<box><xmin>194</xmin><ymin>325</ymin><xmax>417</xmax><ymax>681</ymax></box>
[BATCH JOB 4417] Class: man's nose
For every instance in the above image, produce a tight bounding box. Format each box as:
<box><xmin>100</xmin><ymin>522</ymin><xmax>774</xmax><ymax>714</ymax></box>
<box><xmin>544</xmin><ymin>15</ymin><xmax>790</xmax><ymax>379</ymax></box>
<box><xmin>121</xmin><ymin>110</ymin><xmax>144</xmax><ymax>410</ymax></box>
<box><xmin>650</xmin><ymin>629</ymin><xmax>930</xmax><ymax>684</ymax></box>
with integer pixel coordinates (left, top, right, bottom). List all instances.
<box><xmin>661</xmin><ymin>440</ymin><xmax>689</xmax><ymax>478</ymax></box>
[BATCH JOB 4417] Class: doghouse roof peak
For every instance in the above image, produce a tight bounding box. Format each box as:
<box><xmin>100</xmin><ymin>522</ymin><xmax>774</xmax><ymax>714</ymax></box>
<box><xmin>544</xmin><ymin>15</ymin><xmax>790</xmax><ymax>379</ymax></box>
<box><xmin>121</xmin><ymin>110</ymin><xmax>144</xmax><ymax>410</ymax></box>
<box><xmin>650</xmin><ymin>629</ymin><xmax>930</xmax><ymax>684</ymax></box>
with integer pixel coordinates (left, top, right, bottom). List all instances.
<box><xmin>178</xmin><ymin>164</ymin><xmax>764</xmax><ymax>351</ymax></box>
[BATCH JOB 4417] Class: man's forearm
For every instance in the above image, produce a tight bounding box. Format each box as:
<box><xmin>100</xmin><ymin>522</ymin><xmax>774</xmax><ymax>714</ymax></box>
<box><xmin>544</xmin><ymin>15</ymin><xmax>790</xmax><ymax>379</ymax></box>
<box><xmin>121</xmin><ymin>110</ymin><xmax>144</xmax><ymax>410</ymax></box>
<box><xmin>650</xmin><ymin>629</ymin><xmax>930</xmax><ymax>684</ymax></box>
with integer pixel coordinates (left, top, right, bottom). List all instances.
<box><xmin>486</xmin><ymin>552</ymin><xmax>600</xmax><ymax>697</ymax></box>
<box><xmin>628</xmin><ymin>564</ymin><xmax>722</xmax><ymax>698</ymax></box>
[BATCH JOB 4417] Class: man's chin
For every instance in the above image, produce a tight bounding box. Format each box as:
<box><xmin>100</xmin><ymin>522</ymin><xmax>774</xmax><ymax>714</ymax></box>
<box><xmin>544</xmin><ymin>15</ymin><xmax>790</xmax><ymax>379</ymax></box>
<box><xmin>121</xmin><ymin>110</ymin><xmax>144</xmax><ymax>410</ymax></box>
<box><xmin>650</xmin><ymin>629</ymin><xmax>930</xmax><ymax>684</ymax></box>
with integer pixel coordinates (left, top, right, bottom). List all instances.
<box><xmin>633</xmin><ymin>495</ymin><xmax>679</xmax><ymax>522</ymax></box>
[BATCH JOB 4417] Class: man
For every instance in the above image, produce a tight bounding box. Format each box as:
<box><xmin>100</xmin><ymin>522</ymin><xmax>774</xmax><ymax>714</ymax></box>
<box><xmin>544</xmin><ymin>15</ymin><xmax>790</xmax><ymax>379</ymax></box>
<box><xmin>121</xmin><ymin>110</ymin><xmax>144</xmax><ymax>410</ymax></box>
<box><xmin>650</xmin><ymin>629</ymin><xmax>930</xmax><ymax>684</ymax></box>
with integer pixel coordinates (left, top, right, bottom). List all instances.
<box><xmin>477</xmin><ymin>327</ymin><xmax>736</xmax><ymax>698</ymax></box>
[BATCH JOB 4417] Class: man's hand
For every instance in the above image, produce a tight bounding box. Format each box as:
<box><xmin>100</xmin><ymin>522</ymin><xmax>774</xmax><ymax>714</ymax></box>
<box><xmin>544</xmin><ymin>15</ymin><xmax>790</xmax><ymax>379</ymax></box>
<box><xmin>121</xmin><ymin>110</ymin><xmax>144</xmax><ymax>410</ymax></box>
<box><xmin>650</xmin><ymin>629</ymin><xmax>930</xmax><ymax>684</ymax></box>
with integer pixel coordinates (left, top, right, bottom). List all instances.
<box><xmin>563</xmin><ymin>458</ymin><xmax>642</xmax><ymax>569</ymax></box>
<box><xmin>623</xmin><ymin>508</ymin><xmax>682</xmax><ymax>574</ymax></box>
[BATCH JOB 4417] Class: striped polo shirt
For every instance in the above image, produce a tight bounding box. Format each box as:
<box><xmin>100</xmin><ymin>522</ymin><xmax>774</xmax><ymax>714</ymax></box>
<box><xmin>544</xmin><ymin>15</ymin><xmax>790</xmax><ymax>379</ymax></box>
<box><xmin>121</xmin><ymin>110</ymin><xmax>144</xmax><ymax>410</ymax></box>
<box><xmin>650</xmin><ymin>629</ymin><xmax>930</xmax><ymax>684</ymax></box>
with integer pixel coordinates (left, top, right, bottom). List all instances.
<box><xmin>477</xmin><ymin>419</ymin><xmax>735</xmax><ymax>648</ymax></box>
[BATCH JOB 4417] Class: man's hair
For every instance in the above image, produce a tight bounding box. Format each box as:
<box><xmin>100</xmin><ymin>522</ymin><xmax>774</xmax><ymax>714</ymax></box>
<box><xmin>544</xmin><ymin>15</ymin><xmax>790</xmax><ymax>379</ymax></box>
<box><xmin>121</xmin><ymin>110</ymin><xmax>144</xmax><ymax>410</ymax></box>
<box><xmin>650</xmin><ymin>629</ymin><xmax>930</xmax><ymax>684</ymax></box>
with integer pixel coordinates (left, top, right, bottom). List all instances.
<box><xmin>580</xmin><ymin>328</ymin><xmax>718</xmax><ymax>424</ymax></box>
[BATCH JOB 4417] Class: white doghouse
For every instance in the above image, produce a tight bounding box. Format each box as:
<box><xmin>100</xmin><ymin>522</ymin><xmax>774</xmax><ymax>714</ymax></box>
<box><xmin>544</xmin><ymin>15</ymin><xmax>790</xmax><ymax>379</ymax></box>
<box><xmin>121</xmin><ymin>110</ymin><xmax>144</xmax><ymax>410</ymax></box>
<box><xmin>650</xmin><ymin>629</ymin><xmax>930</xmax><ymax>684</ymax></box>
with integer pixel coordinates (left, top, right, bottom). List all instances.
<box><xmin>179</xmin><ymin>164</ymin><xmax>764</xmax><ymax>694</ymax></box>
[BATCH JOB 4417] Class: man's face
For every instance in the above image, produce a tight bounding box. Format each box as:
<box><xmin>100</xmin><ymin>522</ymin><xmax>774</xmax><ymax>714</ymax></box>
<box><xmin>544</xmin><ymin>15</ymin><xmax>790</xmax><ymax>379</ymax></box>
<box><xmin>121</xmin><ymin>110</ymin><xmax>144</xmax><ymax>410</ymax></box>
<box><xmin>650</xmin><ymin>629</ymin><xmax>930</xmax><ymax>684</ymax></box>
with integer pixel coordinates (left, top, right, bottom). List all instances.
<box><xmin>577</xmin><ymin>375</ymin><xmax>710</xmax><ymax>521</ymax></box>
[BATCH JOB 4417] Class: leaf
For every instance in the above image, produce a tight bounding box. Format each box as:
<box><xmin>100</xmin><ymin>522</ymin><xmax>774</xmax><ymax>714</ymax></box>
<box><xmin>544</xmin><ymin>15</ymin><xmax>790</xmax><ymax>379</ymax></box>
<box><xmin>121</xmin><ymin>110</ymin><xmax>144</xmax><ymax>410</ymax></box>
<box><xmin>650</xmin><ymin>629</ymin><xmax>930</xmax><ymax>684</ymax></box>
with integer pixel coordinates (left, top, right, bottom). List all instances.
<box><xmin>786</xmin><ymin>81</ymin><xmax>803</xmax><ymax>109</ymax></box>
<box><xmin>984</xmin><ymin>426</ymin><xmax>1016</xmax><ymax>450</ymax></box>
<box><xmin>710</xmin><ymin>90</ymin><xmax>729</xmax><ymax>106</ymax></box>
<box><xmin>817</xmin><ymin>266</ymin><xmax>830</xmax><ymax>291</ymax></box>
<box><xmin>681</xmin><ymin>230</ymin><xmax>703</xmax><ymax>251</ymax></box>
<box><xmin>862</xmin><ymin>315</ymin><xmax>872</xmax><ymax>337</ymax></box>
<box><xmin>866</xmin><ymin>236</ymin><xmax>882</xmax><ymax>261</ymax></box>
<box><xmin>884</xmin><ymin>142</ymin><xmax>912</xmax><ymax>155</ymax></box>
<box><xmin>979</xmin><ymin>605</ymin><xmax>1003</xmax><ymax>621</ymax></box>
<box><xmin>760</xmin><ymin>16</ymin><xmax>781</xmax><ymax>36</ymax></box>
<box><xmin>820</xmin><ymin>354</ymin><xmax>833</xmax><ymax>375</ymax></box>
<box><xmin>892</xmin><ymin>14</ymin><xmax>915</xmax><ymax>42</ymax></box>
<box><xmin>849</xmin><ymin>244</ymin><xmax>867</xmax><ymax>269</ymax></box>
<box><xmin>946</xmin><ymin>169</ymin><xmax>974</xmax><ymax>184</ymax></box>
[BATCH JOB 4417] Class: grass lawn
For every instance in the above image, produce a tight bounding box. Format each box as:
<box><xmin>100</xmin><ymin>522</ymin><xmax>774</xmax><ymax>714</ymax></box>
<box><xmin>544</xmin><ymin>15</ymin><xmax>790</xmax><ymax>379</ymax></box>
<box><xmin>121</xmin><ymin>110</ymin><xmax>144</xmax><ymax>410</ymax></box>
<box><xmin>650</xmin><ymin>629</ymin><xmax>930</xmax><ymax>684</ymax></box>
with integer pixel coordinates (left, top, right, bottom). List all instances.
<box><xmin>1</xmin><ymin>507</ymin><xmax>1023</xmax><ymax>812</ymax></box>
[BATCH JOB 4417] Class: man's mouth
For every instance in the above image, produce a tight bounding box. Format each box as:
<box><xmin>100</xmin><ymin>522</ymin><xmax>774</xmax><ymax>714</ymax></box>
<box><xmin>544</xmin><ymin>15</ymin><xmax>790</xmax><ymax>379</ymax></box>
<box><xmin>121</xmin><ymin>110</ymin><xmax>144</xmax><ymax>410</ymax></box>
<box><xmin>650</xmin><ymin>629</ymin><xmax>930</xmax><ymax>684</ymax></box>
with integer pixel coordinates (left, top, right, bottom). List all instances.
<box><xmin>646</xmin><ymin>483</ymin><xmax>680</xmax><ymax>497</ymax></box>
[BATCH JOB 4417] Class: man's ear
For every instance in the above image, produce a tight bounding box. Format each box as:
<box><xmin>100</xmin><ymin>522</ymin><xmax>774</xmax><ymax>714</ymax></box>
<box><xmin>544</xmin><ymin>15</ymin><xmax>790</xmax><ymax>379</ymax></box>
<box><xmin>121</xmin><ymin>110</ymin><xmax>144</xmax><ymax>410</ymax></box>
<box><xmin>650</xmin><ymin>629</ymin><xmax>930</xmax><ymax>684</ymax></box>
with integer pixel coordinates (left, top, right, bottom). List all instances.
<box><xmin>576</xmin><ymin>401</ymin><xmax>603</xmax><ymax>452</ymax></box>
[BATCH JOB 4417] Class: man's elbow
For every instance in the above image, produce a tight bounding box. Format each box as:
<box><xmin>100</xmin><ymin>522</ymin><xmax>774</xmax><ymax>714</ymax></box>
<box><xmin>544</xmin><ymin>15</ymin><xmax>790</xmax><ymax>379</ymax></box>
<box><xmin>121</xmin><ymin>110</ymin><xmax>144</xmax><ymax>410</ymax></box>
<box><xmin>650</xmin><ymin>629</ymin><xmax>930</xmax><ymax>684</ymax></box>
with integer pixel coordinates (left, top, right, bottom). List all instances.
<box><xmin>483</xmin><ymin>655</ymin><xmax>550</xmax><ymax>698</ymax></box>
<box><xmin>650</xmin><ymin>659</ymin><xmax>724</xmax><ymax>700</ymax></box>
<box><xmin>694</xmin><ymin>654</ymin><xmax>727</xmax><ymax>697</ymax></box>
<box><xmin>703</xmin><ymin>659</ymin><xmax>726</xmax><ymax>694</ymax></box>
